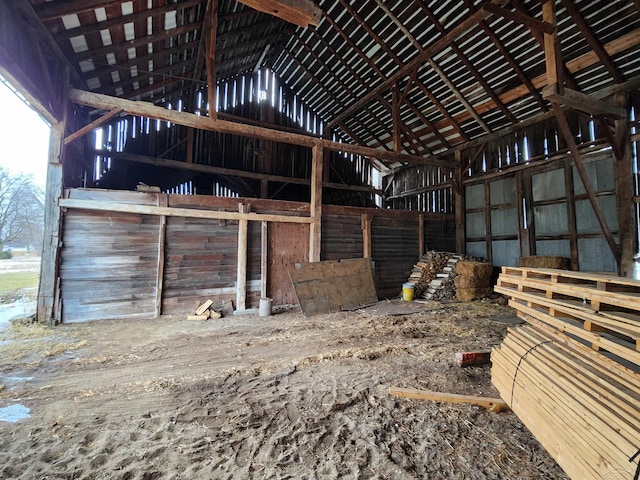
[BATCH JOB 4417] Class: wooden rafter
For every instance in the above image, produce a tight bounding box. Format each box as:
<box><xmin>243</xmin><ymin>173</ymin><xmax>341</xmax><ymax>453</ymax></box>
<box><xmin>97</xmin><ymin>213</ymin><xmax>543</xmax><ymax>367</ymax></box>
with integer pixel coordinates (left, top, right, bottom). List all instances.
<box><xmin>206</xmin><ymin>1</ymin><xmax>219</xmax><ymax>119</ymax></box>
<box><xmin>416</xmin><ymin>1</ymin><xmax>517</xmax><ymax>124</ymax></box>
<box><xmin>327</xmin><ymin>5</ymin><xmax>494</xmax><ymax>128</ymax></box>
<box><xmin>73</xmin><ymin>22</ymin><xmax>202</xmax><ymax>63</ymax></box>
<box><xmin>483</xmin><ymin>3</ymin><xmax>555</xmax><ymax>33</ymax></box>
<box><xmin>35</xmin><ymin>0</ymin><xmax>130</xmax><ymax>22</ymax></box>
<box><xmin>560</xmin><ymin>0</ymin><xmax>624</xmax><ymax>84</ymax></box>
<box><xmin>462</xmin><ymin>0</ymin><xmax>547</xmax><ymax>112</ymax></box>
<box><xmin>97</xmin><ymin>59</ymin><xmax>195</xmax><ymax>96</ymax></box>
<box><xmin>235</xmin><ymin>0</ymin><xmax>320</xmax><ymax>28</ymax></box>
<box><xmin>54</xmin><ymin>0</ymin><xmax>202</xmax><ymax>41</ymax></box>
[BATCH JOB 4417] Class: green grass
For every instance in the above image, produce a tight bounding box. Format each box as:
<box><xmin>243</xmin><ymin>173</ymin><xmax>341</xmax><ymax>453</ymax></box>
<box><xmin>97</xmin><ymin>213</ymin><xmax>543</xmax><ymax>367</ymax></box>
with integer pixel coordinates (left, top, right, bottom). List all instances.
<box><xmin>0</xmin><ymin>271</ymin><xmax>39</xmax><ymax>294</ymax></box>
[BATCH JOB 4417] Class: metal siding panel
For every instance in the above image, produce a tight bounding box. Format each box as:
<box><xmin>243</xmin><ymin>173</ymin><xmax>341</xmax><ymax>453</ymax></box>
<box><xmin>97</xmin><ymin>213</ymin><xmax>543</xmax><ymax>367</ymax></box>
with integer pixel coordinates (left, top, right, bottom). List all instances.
<box><xmin>465</xmin><ymin>183</ymin><xmax>484</xmax><ymax>209</ymax></box>
<box><xmin>575</xmin><ymin>196</ymin><xmax>618</xmax><ymax>234</ymax></box>
<box><xmin>466</xmin><ymin>211</ymin><xmax>486</xmax><ymax>238</ymax></box>
<box><xmin>578</xmin><ymin>238</ymin><xmax>617</xmax><ymax>272</ymax></box>
<box><xmin>532</xmin><ymin>168</ymin><xmax>566</xmax><ymax>201</ymax></box>
<box><xmin>491</xmin><ymin>208</ymin><xmax>518</xmax><ymax>236</ymax></box>
<box><xmin>534</xmin><ymin>202</ymin><xmax>569</xmax><ymax>236</ymax></box>
<box><xmin>572</xmin><ymin>157</ymin><xmax>616</xmax><ymax>195</ymax></box>
<box><xmin>490</xmin><ymin>177</ymin><xmax>515</xmax><ymax>206</ymax></box>
<box><xmin>536</xmin><ymin>239</ymin><xmax>571</xmax><ymax>258</ymax></box>
<box><xmin>466</xmin><ymin>241</ymin><xmax>487</xmax><ymax>260</ymax></box>
<box><xmin>491</xmin><ymin>240</ymin><xmax>519</xmax><ymax>267</ymax></box>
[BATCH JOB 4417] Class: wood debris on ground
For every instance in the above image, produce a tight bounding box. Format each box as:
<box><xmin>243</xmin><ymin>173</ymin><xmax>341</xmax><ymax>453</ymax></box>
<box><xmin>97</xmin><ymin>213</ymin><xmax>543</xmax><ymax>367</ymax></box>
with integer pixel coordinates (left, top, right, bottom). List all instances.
<box><xmin>187</xmin><ymin>299</ymin><xmax>225</xmax><ymax>321</ymax></box>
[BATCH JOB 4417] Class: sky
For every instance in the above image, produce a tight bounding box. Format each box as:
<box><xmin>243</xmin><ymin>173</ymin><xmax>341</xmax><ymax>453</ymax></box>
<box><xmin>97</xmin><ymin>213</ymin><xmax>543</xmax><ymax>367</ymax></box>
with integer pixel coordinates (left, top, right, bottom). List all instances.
<box><xmin>0</xmin><ymin>80</ymin><xmax>50</xmax><ymax>190</ymax></box>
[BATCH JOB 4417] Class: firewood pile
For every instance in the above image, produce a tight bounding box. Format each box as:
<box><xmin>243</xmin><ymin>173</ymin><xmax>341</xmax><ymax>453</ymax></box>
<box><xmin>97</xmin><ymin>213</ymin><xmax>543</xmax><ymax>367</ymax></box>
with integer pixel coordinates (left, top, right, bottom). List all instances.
<box><xmin>405</xmin><ymin>251</ymin><xmax>490</xmax><ymax>301</ymax></box>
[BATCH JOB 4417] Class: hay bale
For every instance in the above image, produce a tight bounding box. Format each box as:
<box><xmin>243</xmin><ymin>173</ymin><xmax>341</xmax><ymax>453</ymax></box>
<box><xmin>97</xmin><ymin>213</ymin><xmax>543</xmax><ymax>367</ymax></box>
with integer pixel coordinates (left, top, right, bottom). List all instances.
<box><xmin>456</xmin><ymin>287</ymin><xmax>492</xmax><ymax>302</ymax></box>
<box><xmin>517</xmin><ymin>256</ymin><xmax>570</xmax><ymax>269</ymax></box>
<box><xmin>454</xmin><ymin>276</ymin><xmax>490</xmax><ymax>289</ymax></box>
<box><xmin>455</xmin><ymin>261</ymin><xmax>493</xmax><ymax>278</ymax></box>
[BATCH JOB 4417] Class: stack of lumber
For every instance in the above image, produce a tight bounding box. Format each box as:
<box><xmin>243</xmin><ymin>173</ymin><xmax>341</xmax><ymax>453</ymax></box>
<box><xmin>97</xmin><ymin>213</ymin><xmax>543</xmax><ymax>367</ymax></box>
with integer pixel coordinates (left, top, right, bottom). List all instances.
<box><xmin>493</xmin><ymin>267</ymin><xmax>640</xmax><ymax>480</ymax></box>
<box><xmin>454</xmin><ymin>261</ymin><xmax>493</xmax><ymax>301</ymax></box>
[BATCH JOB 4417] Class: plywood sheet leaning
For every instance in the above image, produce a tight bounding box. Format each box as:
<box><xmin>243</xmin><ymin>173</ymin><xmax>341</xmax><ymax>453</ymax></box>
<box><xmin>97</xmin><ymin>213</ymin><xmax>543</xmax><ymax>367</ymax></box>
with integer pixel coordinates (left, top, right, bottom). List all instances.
<box><xmin>289</xmin><ymin>258</ymin><xmax>377</xmax><ymax>317</ymax></box>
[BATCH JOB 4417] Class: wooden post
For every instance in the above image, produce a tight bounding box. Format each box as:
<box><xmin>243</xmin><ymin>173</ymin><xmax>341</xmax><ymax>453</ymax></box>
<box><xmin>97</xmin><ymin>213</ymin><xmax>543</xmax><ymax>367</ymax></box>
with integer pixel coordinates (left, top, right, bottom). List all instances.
<box><xmin>484</xmin><ymin>181</ymin><xmax>492</xmax><ymax>264</ymax></box>
<box><xmin>206</xmin><ymin>0</ymin><xmax>218</xmax><ymax>119</ymax></box>
<box><xmin>418</xmin><ymin>213</ymin><xmax>424</xmax><ymax>257</ymax></box>
<box><xmin>362</xmin><ymin>213</ymin><xmax>372</xmax><ymax>259</ymax></box>
<box><xmin>392</xmin><ymin>81</ymin><xmax>401</xmax><ymax>153</ymax></box>
<box><xmin>309</xmin><ymin>145</ymin><xmax>323</xmax><ymax>262</ymax></box>
<box><xmin>614</xmin><ymin>92</ymin><xmax>635</xmax><ymax>276</ymax></box>
<box><xmin>37</xmin><ymin>67</ymin><xmax>68</xmax><ymax>324</ymax></box>
<box><xmin>155</xmin><ymin>194</ymin><xmax>168</xmax><ymax>317</ymax></box>
<box><xmin>261</xmin><ymin>220</ymin><xmax>268</xmax><ymax>298</ymax></box>
<box><xmin>563</xmin><ymin>157</ymin><xmax>579</xmax><ymax>270</ymax></box>
<box><xmin>542</xmin><ymin>0</ymin><xmax>562</xmax><ymax>94</ymax></box>
<box><xmin>260</xmin><ymin>178</ymin><xmax>269</xmax><ymax>198</ymax></box>
<box><xmin>186</xmin><ymin>127</ymin><xmax>194</xmax><ymax>163</ymax></box>
<box><xmin>455</xmin><ymin>151</ymin><xmax>466</xmax><ymax>254</ymax></box>
<box><xmin>236</xmin><ymin>203</ymin><xmax>249</xmax><ymax>310</ymax></box>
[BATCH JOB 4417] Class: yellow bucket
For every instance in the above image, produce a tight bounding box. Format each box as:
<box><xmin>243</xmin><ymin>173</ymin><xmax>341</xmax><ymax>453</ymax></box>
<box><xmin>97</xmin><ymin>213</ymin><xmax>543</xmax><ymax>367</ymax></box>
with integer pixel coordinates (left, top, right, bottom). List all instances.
<box><xmin>402</xmin><ymin>283</ymin><xmax>414</xmax><ymax>301</ymax></box>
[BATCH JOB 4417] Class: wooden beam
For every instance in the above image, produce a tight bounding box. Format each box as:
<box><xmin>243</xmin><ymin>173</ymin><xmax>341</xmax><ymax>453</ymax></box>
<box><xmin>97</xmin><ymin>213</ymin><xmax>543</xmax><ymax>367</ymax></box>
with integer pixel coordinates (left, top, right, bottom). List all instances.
<box><xmin>454</xmin><ymin>151</ymin><xmax>466</xmax><ymax>254</ymax></box>
<box><xmin>236</xmin><ymin>203</ymin><xmax>249</xmax><ymax>311</ymax></box>
<box><xmin>70</xmin><ymin>89</ymin><xmax>458</xmax><ymax>169</ymax></box>
<box><xmin>362</xmin><ymin>214</ymin><xmax>372</xmax><ymax>259</ymax></box>
<box><xmin>206</xmin><ymin>1</ymin><xmax>218</xmax><ymax>119</ymax></box>
<box><xmin>155</xmin><ymin>195</ymin><xmax>168</xmax><ymax>317</ymax></box>
<box><xmin>35</xmin><ymin>0</ymin><xmax>128</xmax><ymax>21</ymax></box>
<box><xmin>309</xmin><ymin>145</ymin><xmax>323</xmax><ymax>262</ymax></box>
<box><xmin>418</xmin><ymin>214</ymin><xmax>425</xmax><ymax>257</ymax></box>
<box><xmin>392</xmin><ymin>82</ymin><xmax>401</xmax><ymax>153</ymax></box>
<box><xmin>389</xmin><ymin>387</ymin><xmax>509</xmax><ymax>413</ymax></box>
<box><xmin>542</xmin><ymin>0</ymin><xmax>562</xmax><ymax>92</ymax></box>
<box><xmin>64</xmin><ymin>108</ymin><xmax>122</xmax><ymax>145</ymax></box>
<box><xmin>95</xmin><ymin>150</ymin><xmax>382</xmax><ymax>195</ymax></box>
<box><xmin>235</xmin><ymin>0</ymin><xmax>320</xmax><ymax>28</ymax></box>
<box><xmin>551</xmin><ymin>102</ymin><xmax>621</xmax><ymax>266</ymax></box>
<box><xmin>483</xmin><ymin>3</ymin><xmax>554</xmax><ymax>33</ymax></box>
<box><xmin>59</xmin><ymin>198</ymin><xmax>315</xmax><ymax>224</ymax></box>
<box><xmin>261</xmin><ymin>221</ymin><xmax>268</xmax><ymax>299</ymax></box>
<box><xmin>542</xmin><ymin>85</ymin><xmax>627</xmax><ymax>119</ymax></box>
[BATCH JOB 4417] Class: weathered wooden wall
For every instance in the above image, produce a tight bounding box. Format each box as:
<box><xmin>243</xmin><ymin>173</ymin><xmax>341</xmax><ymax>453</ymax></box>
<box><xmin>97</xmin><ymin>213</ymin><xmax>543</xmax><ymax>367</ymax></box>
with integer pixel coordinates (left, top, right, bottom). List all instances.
<box><xmin>57</xmin><ymin>188</ymin><xmax>453</xmax><ymax>321</ymax></box>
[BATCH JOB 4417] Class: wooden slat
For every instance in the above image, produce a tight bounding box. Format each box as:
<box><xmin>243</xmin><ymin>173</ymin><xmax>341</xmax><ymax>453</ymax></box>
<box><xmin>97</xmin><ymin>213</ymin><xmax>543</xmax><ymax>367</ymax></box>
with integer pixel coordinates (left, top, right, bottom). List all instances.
<box><xmin>388</xmin><ymin>387</ymin><xmax>509</xmax><ymax>412</ymax></box>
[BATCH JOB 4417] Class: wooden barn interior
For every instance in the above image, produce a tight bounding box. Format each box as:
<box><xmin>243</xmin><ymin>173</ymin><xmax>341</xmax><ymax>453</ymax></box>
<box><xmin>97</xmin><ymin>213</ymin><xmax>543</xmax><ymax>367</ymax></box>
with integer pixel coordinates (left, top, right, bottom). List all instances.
<box><xmin>2</xmin><ymin>1</ymin><xmax>640</xmax><ymax>478</ymax></box>
<box><xmin>2</xmin><ymin>0</ymin><xmax>639</xmax><ymax>325</ymax></box>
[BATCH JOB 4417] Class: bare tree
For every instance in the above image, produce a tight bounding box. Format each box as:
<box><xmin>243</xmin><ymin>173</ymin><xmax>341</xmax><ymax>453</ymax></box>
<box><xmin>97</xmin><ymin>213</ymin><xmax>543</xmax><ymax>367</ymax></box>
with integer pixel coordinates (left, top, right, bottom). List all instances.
<box><xmin>0</xmin><ymin>167</ymin><xmax>44</xmax><ymax>254</ymax></box>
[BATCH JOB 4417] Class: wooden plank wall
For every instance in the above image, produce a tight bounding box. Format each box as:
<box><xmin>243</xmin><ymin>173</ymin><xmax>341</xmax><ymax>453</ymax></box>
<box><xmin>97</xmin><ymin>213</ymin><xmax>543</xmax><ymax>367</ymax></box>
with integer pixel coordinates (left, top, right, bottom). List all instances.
<box><xmin>60</xmin><ymin>209</ymin><xmax>160</xmax><ymax>322</ymax></box>
<box><xmin>57</xmin><ymin>189</ymin><xmax>454</xmax><ymax>321</ymax></box>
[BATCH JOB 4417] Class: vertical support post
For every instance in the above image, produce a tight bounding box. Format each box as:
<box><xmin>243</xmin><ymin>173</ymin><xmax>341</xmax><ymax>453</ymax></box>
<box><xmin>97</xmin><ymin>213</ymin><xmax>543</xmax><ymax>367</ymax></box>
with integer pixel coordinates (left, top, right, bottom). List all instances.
<box><xmin>236</xmin><ymin>203</ymin><xmax>249</xmax><ymax>310</ymax></box>
<box><xmin>454</xmin><ymin>151</ymin><xmax>466</xmax><ymax>254</ymax></box>
<box><xmin>542</xmin><ymin>0</ymin><xmax>562</xmax><ymax>94</ymax></box>
<box><xmin>37</xmin><ymin>68</ymin><xmax>68</xmax><ymax>324</ymax></box>
<box><xmin>614</xmin><ymin>92</ymin><xmax>635</xmax><ymax>276</ymax></box>
<box><xmin>392</xmin><ymin>81</ymin><xmax>401</xmax><ymax>153</ymax></box>
<box><xmin>206</xmin><ymin>0</ymin><xmax>218</xmax><ymax>119</ymax></box>
<box><xmin>260</xmin><ymin>178</ymin><xmax>269</xmax><ymax>198</ymax></box>
<box><xmin>563</xmin><ymin>156</ymin><xmax>579</xmax><ymax>270</ymax></box>
<box><xmin>186</xmin><ymin>127</ymin><xmax>194</xmax><ymax>163</ymax></box>
<box><xmin>155</xmin><ymin>194</ymin><xmax>168</xmax><ymax>317</ymax></box>
<box><xmin>260</xmin><ymin>220</ymin><xmax>268</xmax><ymax>298</ymax></box>
<box><xmin>309</xmin><ymin>145</ymin><xmax>323</xmax><ymax>262</ymax></box>
<box><xmin>484</xmin><ymin>181</ymin><xmax>492</xmax><ymax>264</ymax></box>
<box><xmin>362</xmin><ymin>213</ymin><xmax>372</xmax><ymax>259</ymax></box>
<box><xmin>418</xmin><ymin>213</ymin><xmax>424</xmax><ymax>257</ymax></box>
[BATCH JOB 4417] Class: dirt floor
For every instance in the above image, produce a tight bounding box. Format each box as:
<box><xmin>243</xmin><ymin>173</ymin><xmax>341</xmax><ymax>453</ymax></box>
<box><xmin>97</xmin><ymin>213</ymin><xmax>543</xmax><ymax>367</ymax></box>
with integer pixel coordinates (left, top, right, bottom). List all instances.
<box><xmin>0</xmin><ymin>299</ymin><xmax>568</xmax><ymax>480</ymax></box>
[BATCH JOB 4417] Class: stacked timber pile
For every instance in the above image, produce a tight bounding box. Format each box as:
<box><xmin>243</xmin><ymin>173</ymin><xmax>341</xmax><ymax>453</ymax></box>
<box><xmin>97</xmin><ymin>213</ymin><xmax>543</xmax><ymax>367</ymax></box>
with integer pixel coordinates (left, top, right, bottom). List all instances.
<box><xmin>454</xmin><ymin>261</ymin><xmax>493</xmax><ymax>301</ymax></box>
<box><xmin>406</xmin><ymin>251</ymin><xmax>450</xmax><ymax>297</ymax></box>
<box><xmin>405</xmin><ymin>251</ymin><xmax>490</xmax><ymax>301</ymax></box>
<box><xmin>493</xmin><ymin>267</ymin><xmax>640</xmax><ymax>480</ymax></box>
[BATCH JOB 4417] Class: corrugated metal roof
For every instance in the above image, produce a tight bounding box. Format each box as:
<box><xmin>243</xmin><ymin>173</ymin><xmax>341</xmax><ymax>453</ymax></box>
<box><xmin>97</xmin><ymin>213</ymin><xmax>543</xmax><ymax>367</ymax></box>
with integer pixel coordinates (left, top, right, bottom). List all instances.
<box><xmin>28</xmin><ymin>0</ymin><xmax>640</xmax><ymax>165</ymax></box>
